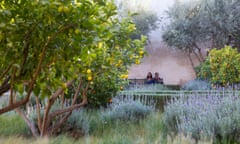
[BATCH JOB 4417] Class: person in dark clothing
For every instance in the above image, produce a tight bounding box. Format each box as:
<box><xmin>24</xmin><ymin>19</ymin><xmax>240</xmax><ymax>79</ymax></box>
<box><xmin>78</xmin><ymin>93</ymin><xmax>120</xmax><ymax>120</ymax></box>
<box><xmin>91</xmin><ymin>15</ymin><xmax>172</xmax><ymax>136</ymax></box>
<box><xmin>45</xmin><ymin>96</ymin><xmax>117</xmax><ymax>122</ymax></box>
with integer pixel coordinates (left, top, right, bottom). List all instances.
<box><xmin>153</xmin><ymin>72</ymin><xmax>164</xmax><ymax>84</ymax></box>
<box><xmin>146</xmin><ymin>72</ymin><xmax>154</xmax><ymax>84</ymax></box>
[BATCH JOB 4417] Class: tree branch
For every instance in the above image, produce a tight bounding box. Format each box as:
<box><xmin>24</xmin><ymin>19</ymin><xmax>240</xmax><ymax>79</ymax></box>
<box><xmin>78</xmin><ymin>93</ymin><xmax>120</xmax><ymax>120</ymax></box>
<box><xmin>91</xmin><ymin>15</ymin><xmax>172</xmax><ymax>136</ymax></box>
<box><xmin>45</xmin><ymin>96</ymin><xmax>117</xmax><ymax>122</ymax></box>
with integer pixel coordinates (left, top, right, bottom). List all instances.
<box><xmin>15</xmin><ymin>108</ymin><xmax>40</xmax><ymax>137</ymax></box>
<box><xmin>188</xmin><ymin>50</ymin><xmax>195</xmax><ymax>72</ymax></box>
<box><xmin>193</xmin><ymin>42</ymin><xmax>204</xmax><ymax>62</ymax></box>
<box><xmin>9</xmin><ymin>66</ymin><xmax>17</xmax><ymax>105</ymax></box>
<box><xmin>0</xmin><ymin>23</ymin><xmax>76</xmax><ymax>114</ymax></box>
<box><xmin>48</xmin><ymin>112</ymin><xmax>72</xmax><ymax>136</ymax></box>
<box><xmin>48</xmin><ymin>79</ymin><xmax>83</xmax><ymax>120</ymax></box>
<box><xmin>47</xmin><ymin>79</ymin><xmax>83</xmax><ymax>135</ymax></box>
<box><xmin>40</xmin><ymin>80</ymin><xmax>73</xmax><ymax>137</ymax></box>
<box><xmin>0</xmin><ymin>62</ymin><xmax>13</xmax><ymax>81</ymax></box>
<box><xmin>20</xmin><ymin>30</ymin><xmax>32</xmax><ymax>76</ymax></box>
<box><xmin>35</xmin><ymin>96</ymin><xmax>42</xmax><ymax>131</ymax></box>
<box><xmin>0</xmin><ymin>76</ymin><xmax>10</xmax><ymax>97</ymax></box>
<box><xmin>49</xmin><ymin>101</ymin><xmax>87</xmax><ymax>121</ymax></box>
<box><xmin>72</xmin><ymin>79</ymin><xmax>83</xmax><ymax>105</ymax></box>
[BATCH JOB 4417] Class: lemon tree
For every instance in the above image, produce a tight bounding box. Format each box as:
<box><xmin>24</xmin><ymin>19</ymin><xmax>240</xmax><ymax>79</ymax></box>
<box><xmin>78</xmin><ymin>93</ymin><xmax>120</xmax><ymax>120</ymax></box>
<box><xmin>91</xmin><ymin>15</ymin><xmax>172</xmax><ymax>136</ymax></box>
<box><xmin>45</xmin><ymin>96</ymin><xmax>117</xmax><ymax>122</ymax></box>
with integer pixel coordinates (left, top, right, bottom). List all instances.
<box><xmin>197</xmin><ymin>46</ymin><xmax>240</xmax><ymax>86</ymax></box>
<box><xmin>0</xmin><ymin>0</ymin><xmax>146</xmax><ymax>137</ymax></box>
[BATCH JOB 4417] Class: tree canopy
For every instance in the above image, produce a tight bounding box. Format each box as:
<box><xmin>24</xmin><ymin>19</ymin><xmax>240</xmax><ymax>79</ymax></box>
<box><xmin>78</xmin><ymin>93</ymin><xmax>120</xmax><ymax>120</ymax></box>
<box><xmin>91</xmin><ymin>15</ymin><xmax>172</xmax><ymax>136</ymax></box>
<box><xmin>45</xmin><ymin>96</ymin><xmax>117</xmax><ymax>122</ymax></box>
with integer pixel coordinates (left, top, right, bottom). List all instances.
<box><xmin>115</xmin><ymin>0</ymin><xmax>160</xmax><ymax>40</ymax></box>
<box><xmin>196</xmin><ymin>46</ymin><xmax>240</xmax><ymax>86</ymax></box>
<box><xmin>0</xmin><ymin>0</ymin><xmax>146</xmax><ymax>137</ymax></box>
<box><xmin>162</xmin><ymin>0</ymin><xmax>240</xmax><ymax>67</ymax></box>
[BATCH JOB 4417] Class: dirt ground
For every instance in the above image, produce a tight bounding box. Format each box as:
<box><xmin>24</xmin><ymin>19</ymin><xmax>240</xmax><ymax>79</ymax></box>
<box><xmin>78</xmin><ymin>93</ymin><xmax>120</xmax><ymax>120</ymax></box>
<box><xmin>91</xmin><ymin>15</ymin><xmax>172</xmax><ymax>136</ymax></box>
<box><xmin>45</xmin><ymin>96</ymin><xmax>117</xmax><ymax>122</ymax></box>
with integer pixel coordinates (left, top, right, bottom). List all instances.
<box><xmin>128</xmin><ymin>36</ymin><xmax>200</xmax><ymax>85</ymax></box>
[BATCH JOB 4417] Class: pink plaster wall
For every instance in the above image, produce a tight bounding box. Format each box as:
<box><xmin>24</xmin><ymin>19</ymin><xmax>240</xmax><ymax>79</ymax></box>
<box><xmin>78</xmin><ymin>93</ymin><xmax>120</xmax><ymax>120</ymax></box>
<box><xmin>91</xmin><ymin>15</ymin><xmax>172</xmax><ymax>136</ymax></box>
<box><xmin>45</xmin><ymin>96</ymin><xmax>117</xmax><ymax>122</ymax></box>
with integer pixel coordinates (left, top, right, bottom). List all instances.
<box><xmin>128</xmin><ymin>39</ymin><xmax>199</xmax><ymax>85</ymax></box>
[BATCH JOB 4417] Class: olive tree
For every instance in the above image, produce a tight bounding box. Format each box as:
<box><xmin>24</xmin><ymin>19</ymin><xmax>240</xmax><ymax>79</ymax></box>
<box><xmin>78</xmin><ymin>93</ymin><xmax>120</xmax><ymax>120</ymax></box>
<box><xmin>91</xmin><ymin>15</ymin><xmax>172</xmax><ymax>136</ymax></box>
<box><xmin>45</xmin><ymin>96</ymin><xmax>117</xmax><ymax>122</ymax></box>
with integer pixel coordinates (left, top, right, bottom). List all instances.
<box><xmin>0</xmin><ymin>0</ymin><xmax>145</xmax><ymax>137</ymax></box>
<box><xmin>115</xmin><ymin>0</ymin><xmax>160</xmax><ymax>41</ymax></box>
<box><xmin>162</xmin><ymin>0</ymin><xmax>240</xmax><ymax>68</ymax></box>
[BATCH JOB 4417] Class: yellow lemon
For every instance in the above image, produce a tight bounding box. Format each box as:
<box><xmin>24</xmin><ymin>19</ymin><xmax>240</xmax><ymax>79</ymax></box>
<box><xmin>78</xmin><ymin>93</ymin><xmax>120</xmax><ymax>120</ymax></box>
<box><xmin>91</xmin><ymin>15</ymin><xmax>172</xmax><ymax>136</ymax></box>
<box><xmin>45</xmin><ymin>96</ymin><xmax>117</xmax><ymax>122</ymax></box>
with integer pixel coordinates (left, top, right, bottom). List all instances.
<box><xmin>135</xmin><ymin>59</ymin><xmax>140</xmax><ymax>65</ymax></box>
<box><xmin>61</xmin><ymin>83</ymin><xmax>67</xmax><ymax>89</ymax></box>
<box><xmin>63</xmin><ymin>6</ymin><xmax>69</xmax><ymax>13</ymax></box>
<box><xmin>139</xmin><ymin>50</ymin><xmax>144</xmax><ymax>55</ymax></box>
<box><xmin>115</xmin><ymin>63</ymin><xmax>119</xmax><ymax>67</ymax></box>
<box><xmin>75</xmin><ymin>3</ymin><xmax>82</xmax><ymax>7</ymax></box>
<box><xmin>87</xmin><ymin>76</ymin><xmax>92</xmax><ymax>81</ymax></box>
<box><xmin>115</xmin><ymin>45</ymin><xmax>120</xmax><ymax>49</ymax></box>
<box><xmin>98</xmin><ymin>42</ymin><xmax>103</xmax><ymax>48</ymax></box>
<box><xmin>75</xmin><ymin>29</ymin><xmax>80</xmax><ymax>34</ymax></box>
<box><xmin>120</xmin><ymin>74</ymin><xmax>124</xmax><ymax>79</ymax></box>
<box><xmin>124</xmin><ymin>74</ymin><xmax>128</xmax><ymax>79</ymax></box>
<box><xmin>118</xmin><ymin>60</ymin><xmax>122</xmax><ymax>64</ymax></box>
<box><xmin>58</xmin><ymin>6</ymin><xmax>64</xmax><ymax>13</ymax></box>
<box><xmin>86</xmin><ymin>69</ymin><xmax>92</xmax><ymax>74</ymax></box>
<box><xmin>10</xmin><ymin>18</ymin><xmax>15</xmax><ymax>24</ymax></box>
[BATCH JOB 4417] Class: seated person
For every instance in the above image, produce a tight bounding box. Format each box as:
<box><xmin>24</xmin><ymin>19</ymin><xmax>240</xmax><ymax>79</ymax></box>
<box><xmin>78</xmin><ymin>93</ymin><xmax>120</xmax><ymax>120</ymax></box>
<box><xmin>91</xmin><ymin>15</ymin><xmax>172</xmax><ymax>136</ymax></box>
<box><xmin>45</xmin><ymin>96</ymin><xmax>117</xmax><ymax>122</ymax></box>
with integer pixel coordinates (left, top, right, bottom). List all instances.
<box><xmin>153</xmin><ymin>72</ymin><xmax>164</xmax><ymax>84</ymax></box>
<box><xmin>145</xmin><ymin>72</ymin><xmax>154</xmax><ymax>84</ymax></box>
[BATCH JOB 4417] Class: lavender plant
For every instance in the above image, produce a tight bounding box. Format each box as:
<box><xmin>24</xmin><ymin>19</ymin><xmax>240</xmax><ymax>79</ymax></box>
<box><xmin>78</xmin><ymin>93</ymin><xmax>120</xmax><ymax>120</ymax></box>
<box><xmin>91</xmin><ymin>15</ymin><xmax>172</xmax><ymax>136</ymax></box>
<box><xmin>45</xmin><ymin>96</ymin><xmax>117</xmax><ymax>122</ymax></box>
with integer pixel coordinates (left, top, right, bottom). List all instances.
<box><xmin>181</xmin><ymin>79</ymin><xmax>212</xmax><ymax>90</ymax></box>
<box><xmin>65</xmin><ymin>109</ymin><xmax>91</xmax><ymax>135</ymax></box>
<box><xmin>163</xmin><ymin>91</ymin><xmax>240</xmax><ymax>143</ymax></box>
<box><xmin>118</xmin><ymin>84</ymin><xmax>171</xmax><ymax>110</ymax></box>
<box><xmin>101</xmin><ymin>96</ymin><xmax>154</xmax><ymax>123</ymax></box>
<box><xmin>127</xmin><ymin>84</ymin><xmax>169</xmax><ymax>91</ymax></box>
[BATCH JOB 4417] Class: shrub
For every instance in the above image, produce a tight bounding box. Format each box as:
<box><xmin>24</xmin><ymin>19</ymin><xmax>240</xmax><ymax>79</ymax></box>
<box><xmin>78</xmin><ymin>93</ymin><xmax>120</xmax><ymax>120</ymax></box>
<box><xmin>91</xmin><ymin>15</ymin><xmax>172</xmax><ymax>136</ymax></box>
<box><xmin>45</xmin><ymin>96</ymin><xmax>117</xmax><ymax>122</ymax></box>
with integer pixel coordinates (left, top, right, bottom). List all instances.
<box><xmin>119</xmin><ymin>84</ymin><xmax>171</xmax><ymax>110</ymax></box>
<box><xmin>101</xmin><ymin>96</ymin><xmax>154</xmax><ymax>123</ymax></box>
<box><xmin>64</xmin><ymin>109</ymin><xmax>91</xmax><ymax>135</ymax></box>
<box><xmin>27</xmin><ymin>100</ymin><xmax>94</xmax><ymax>136</ymax></box>
<box><xmin>197</xmin><ymin>46</ymin><xmax>240</xmax><ymax>86</ymax></box>
<box><xmin>86</xmin><ymin>77</ymin><xmax>120</xmax><ymax>108</ymax></box>
<box><xmin>127</xmin><ymin>84</ymin><xmax>170</xmax><ymax>91</ymax></box>
<box><xmin>181</xmin><ymin>79</ymin><xmax>212</xmax><ymax>90</ymax></box>
<box><xmin>163</xmin><ymin>91</ymin><xmax>240</xmax><ymax>143</ymax></box>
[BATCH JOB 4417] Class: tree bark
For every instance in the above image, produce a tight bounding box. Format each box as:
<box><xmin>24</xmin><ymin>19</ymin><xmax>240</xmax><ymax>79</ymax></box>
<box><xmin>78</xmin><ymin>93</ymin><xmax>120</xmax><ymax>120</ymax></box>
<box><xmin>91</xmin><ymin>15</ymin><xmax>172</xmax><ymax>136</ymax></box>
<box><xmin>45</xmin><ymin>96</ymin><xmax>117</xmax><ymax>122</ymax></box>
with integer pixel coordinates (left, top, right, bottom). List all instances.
<box><xmin>194</xmin><ymin>43</ymin><xmax>205</xmax><ymax>62</ymax></box>
<box><xmin>35</xmin><ymin>96</ymin><xmax>42</xmax><ymax>131</ymax></box>
<box><xmin>193</xmin><ymin>50</ymin><xmax>202</xmax><ymax>63</ymax></box>
<box><xmin>0</xmin><ymin>30</ymin><xmax>48</xmax><ymax>114</ymax></box>
<box><xmin>15</xmin><ymin>108</ymin><xmax>40</xmax><ymax>137</ymax></box>
<box><xmin>48</xmin><ymin>79</ymin><xmax>83</xmax><ymax>135</ymax></box>
<box><xmin>0</xmin><ymin>77</ymin><xmax>10</xmax><ymax>96</ymax></box>
<box><xmin>40</xmin><ymin>80</ymin><xmax>73</xmax><ymax>137</ymax></box>
<box><xmin>188</xmin><ymin>51</ymin><xmax>195</xmax><ymax>71</ymax></box>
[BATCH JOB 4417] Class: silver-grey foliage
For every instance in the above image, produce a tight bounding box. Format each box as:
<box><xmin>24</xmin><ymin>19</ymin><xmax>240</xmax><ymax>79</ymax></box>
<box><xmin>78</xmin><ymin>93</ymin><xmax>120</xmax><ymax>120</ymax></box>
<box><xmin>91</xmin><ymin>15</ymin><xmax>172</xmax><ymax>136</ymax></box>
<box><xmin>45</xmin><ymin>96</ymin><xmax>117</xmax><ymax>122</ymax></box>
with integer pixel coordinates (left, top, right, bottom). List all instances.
<box><xmin>162</xmin><ymin>0</ymin><xmax>240</xmax><ymax>64</ymax></box>
<box><xmin>115</xmin><ymin>0</ymin><xmax>160</xmax><ymax>40</ymax></box>
<box><xmin>101</xmin><ymin>96</ymin><xmax>154</xmax><ymax>122</ymax></box>
<box><xmin>181</xmin><ymin>79</ymin><xmax>212</xmax><ymax>90</ymax></box>
<box><xmin>163</xmin><ymin>91</ymin><xmax>240</xmax><ymax>143</ymax></box>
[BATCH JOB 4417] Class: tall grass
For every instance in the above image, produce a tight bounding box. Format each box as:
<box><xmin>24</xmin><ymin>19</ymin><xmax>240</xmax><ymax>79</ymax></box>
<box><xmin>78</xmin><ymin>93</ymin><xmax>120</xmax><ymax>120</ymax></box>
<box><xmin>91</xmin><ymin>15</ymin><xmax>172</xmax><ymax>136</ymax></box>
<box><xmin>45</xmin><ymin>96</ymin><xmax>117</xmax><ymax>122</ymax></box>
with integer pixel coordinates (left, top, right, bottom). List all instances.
<box><xmin>0</xmin><ymin>112</ymin><xmax>165</xmax><ymax>144</ymax></box>
<box><xmin>0</xmin><ymin>111</ymin><xmax>213</xmax><ymax>144</ymax></box>
<box><xmin>78</xmin><ymin>112</ymin><xmax>166</xmax><ymax>144</ymax></box>
<box><xmin>0</xmin><ymin>113</ymin><xmax>30</xmax><ymax>136</ymax></box>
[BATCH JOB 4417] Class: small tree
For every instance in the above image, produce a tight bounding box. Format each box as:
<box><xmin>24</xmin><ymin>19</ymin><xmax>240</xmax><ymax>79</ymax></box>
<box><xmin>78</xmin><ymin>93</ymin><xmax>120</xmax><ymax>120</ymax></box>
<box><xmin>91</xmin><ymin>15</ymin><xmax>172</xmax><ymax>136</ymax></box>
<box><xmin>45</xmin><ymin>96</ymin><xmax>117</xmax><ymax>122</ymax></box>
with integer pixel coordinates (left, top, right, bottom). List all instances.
<box><xmin>0</xmin><ymin>0</ymin><xmax>146</xmax><ymax>137</ymax></box>
<box><xmin>196</xmin><ymin>46</ymin><xmax>240</xmax><ymax>86</ymax></box>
